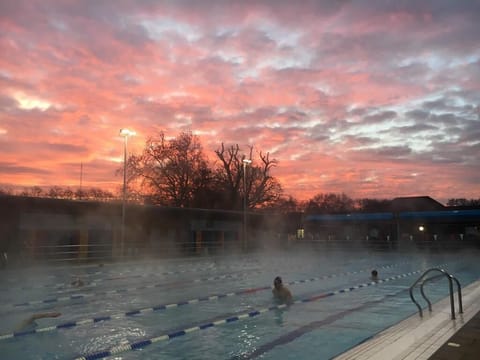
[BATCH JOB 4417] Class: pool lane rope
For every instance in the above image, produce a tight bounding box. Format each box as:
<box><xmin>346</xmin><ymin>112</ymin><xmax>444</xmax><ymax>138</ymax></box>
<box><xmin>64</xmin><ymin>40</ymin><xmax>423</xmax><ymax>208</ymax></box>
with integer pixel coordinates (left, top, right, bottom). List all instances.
<box><xmin>8</xmin><ymin>262</ymin><xmax>261</xmax><ymax>292</ymax></box>
<box><xmin>72</xmin><ymin>267</ymin><xmax>435</xmax><ymax>360</ymax></box>
<box><xmin>4</xmin><ymin>262</ymin><xmax>405</xmax><ymax>309</ymax></box>
<box><xmin>5</xmin><ymin>269</ymin><xmax>263</xmax><ymax>309</ymax></box>
<box><xmin>0</xmin><ymin>263</ymin><xmax>406</xmax><ymax>341</ymax></box>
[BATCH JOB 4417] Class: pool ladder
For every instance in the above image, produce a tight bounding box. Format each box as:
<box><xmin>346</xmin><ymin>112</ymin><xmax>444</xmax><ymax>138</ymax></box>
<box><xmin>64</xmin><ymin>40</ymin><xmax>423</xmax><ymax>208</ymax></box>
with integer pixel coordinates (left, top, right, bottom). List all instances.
<box><xmin>409</xmin><ymin>268</ymin><xmax>463</xmax><ymax>320</ymax></box>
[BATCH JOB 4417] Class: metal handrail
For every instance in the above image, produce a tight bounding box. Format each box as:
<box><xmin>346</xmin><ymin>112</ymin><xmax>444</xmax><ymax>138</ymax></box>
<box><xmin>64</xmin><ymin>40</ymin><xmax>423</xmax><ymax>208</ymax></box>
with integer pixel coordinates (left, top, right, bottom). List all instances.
<box><xmin>409</xmin><ymin>268</ymin><xmax>463</xmax><ymax>319</ymax></box>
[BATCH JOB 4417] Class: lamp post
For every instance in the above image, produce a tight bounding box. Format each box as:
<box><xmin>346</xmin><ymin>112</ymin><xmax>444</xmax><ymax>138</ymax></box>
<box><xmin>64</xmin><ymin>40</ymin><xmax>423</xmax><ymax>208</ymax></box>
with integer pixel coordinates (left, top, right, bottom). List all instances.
<box><xmin>242</xmin><ymin>158</ymin><xmax>252</xmax><ymax>251</ymax></box>
<box><xmin>119</xmin><ymin>128</ymin><xmax>135</xmax><ymax>257</ymax></box>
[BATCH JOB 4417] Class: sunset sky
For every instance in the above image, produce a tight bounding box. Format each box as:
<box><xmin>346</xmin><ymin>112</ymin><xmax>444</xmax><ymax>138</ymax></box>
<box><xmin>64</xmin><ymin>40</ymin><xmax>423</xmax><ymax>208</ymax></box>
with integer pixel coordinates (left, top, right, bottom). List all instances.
<box><xmin>1</xmin><ymin>1</ymin><xmax>479</xmax><ymax>203</ymax></box>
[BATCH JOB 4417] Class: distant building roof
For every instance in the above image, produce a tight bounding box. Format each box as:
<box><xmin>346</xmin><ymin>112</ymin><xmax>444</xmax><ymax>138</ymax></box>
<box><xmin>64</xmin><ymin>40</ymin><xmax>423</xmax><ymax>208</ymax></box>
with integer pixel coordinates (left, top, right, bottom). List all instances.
<box><xmin>305</xmin><ymin>213</ymin><xmax>393</xmax><ymax>222</ymax></box>
<box><xmin>390</xmin><ymin>196</ymin><xmax>445</xmax><ymax>212</ymax></box>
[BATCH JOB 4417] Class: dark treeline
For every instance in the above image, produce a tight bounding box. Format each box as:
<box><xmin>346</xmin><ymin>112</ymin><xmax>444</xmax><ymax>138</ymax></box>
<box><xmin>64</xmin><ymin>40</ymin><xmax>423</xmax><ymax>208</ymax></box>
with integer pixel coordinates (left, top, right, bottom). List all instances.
<box><xmin>2</xmin><ymin>184</ymin><xmax>479</xmax><ymax>214</ymax></box>
<box><xmin>1</xmin><ymin>130</ymin><xmax>479</xmax><ymax>212</ymax></box>
<box><xmin>446</xmin><ymin>198</ymin><xmax>480</xmax><ymax>207</ymax></box>
<box><xmin>0</xmin><ymin>185</ymin><xmax>116</xmax><ymax>202</ymax></box>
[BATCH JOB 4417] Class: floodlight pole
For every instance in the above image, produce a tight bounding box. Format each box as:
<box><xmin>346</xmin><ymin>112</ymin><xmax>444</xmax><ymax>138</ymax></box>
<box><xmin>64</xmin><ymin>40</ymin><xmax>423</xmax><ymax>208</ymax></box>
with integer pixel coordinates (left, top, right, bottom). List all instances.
<box><xmin>119</xmin><ymin>128</ymin><xmax>135</xmax><ymax>257</ymax></box>
<box><xmin>242</xmin><ymin>159</ymin><xmax>252</xmax><ymax>251</ymax></box>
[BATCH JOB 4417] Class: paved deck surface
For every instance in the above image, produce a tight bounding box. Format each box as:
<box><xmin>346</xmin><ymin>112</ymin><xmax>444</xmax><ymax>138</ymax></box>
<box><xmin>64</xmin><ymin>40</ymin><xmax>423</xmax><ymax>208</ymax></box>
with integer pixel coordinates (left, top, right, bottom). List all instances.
<box><xmin>428</xmin><ymin>309</ymin><xmax>480</xmax><ymax>360</ymax></box>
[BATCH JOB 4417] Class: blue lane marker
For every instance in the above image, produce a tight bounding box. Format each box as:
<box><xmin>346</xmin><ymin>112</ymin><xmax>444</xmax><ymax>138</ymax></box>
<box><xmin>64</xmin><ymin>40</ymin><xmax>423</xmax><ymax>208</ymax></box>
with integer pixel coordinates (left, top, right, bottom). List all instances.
<box><xmin>72</xmin><ymin>267</ymin><xmax>435</xmax><ymax>360</ymax></box>
<box><xmin>57</xmin><ymin>322</ymin><xmax>76</xmax><ymax>329</ymax></box>
<box><xmin>125</xmin><ymin>310</ymin><xmax>140</xmax><ymax>316</ymax></box>
<box><xmin>43</xmin><ymin>299</ymin><xmax>57</xmax><ymax>303</ymax></box>
<box><xmin>93</xmin><ymin>316</ymin><xmax>111</xmax><ymax>323</ymax></box>
<box><xmin>131</xmin><ymin>339</ymin><xmax>151</xmax><ymax>349</ymax></box>
<box><xmin>169</xmin><ymin>330</ymin><xmax>186</xmax><ymax>338</ymax></box>
<box><xmin>13</xmin><ymin>329</ymin><xmax>35</xmax><ymax>337</ymax></box>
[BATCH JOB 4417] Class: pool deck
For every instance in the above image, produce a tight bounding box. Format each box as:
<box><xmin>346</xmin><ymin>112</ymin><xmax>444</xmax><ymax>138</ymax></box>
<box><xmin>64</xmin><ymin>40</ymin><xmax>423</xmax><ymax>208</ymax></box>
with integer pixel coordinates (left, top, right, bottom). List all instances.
<box><xmin>333</xmin><ymin>279</ymin><xmax>480</xmax><ymax>360</ymax></box>
<box><xmin>428</xmin><ymin>308</ymin><xmax>480</xmax><ymax>360</ymax></box>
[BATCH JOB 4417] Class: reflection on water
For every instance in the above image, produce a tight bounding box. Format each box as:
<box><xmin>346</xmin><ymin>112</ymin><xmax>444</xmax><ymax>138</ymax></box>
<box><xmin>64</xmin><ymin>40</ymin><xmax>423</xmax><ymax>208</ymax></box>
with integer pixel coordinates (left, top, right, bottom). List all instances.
<box><xmin>238</xmin><ymin>323</ymin><xmax>261</xmax><ymax>355</ymax></box>
<box><xmin>274</xmin><ymin>308</ymin><xmax>285</xmax><ymax>326</ymax></box>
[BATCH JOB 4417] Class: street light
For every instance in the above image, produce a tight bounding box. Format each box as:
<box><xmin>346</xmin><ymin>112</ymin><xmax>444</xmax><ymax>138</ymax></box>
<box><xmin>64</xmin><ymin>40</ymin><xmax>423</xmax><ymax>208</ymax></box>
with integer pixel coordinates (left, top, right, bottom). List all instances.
<box><xmin>242</xmin><ymin>158</ymin><xmax>252</xmax><ymax>251</ymax></box>
<box><xmin>119</xmin><ymin>128</ymin><xmax>136</xmax><ymax>257</ymax></box>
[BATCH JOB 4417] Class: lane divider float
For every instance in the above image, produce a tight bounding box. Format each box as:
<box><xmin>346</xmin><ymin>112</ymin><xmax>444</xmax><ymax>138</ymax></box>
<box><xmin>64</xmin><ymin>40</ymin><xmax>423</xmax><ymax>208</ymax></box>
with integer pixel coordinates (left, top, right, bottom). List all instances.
<box><xmin>7</xmin><ymin>263</ymin><xmax>260</xmax><ymax>292</ymax></box>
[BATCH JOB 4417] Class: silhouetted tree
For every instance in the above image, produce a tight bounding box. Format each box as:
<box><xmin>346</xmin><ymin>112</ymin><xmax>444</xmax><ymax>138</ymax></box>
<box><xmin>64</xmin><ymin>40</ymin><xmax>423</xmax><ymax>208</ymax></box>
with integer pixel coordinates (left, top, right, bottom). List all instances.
<box><xmin>43</xmin><ymin>186</ymin><xmax>114</xmax><ymax>201</ymax></box>
<box><xmin>19</xmin><ymin>186</ymin><xmax>43</xmax><ymax>197</ymax></box>
<box><xmin>0</xmin><ymin>186</ymin><xmax>13</xmax><ymax>195</ymax></box>
<box><xmin>48</xmin><ymin>186</ymin><xmax>65</xmax><ymax>199</ymax></box>
<box><xmin>214</xmin><ymin>143</ymin><xmax>283</xmax><ymax>210</ymax></box>
<box><xmin>356</xmin><ymin>198</ymin><xmax>391</xmax><ymax>212</ymax></box>
<box><xmin>447</xmin><ymin>198</ymin><xmax>480</xmax><ymax>206</ymax></box>
<box><xmin>304</xmin><ymin>193</ymin><xmax>355</xmax><ymax>214</ymax></box>
<box><xmin>74</xmin><ymin>188</ymin><xmax>86</xmax><ymax>200</ymax></box>
<box><xmin>248</xmin><ymin>151</ymin><xmax>283</xmax><ymax>208</ymax></box>
<box><xmin>260</xmin><ymin>195</ymin><xmax>301</xmax><ymax>213</ymax></box>
<box><xmin>11</xmin><ymin>186</ymin><xmax>114</xmax><ymax>201</ymax></box>
<box><xmin>129</xmin><ymin>131</ymin><xmax>212</xmax><ymax>207</ymax></box>
<box><xmin>213</xmin><ymin>143</ymin><xmax>244</xmax><ymax>209</ymax></box>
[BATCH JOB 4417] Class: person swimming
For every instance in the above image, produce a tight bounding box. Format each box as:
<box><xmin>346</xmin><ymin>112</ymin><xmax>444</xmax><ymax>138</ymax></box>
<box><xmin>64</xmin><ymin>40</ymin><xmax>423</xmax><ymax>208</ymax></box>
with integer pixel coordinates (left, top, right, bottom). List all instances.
<box><xmin>15</xmin><ymin>312</ymin><xmax>61</xmax><ymax>332</ymax></box>
<box><xmin>370</xmin><ymin>269</ymin><xmax>379</xmax><ymax>281</ymax></box>
<box><xmin>272</xmin><ymin>276</ymin><xmax>293</xmax><ymax>305</ymax></box>
<box><xmin>71</xmin><ymin>277</ymin><xmax>84</xmax><ymax>287</ymax></box>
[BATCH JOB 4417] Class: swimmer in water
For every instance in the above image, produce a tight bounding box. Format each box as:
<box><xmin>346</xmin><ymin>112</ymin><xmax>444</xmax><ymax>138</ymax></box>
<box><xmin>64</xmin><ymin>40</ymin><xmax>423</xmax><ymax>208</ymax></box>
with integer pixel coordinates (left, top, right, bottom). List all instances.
<box><xmin>71</xmin><ymin>277</ymin><xmax>84</xmax><ymax>287</ymax></box>
<box><xmin>16</xmin><ymin>312</ymin><xmax>61</xmax><ymax>332</ymax></box>
<box><xmin>272</xmin><ymin>276</ymin><xmax>293</xmax><ymax>305</ymax></box>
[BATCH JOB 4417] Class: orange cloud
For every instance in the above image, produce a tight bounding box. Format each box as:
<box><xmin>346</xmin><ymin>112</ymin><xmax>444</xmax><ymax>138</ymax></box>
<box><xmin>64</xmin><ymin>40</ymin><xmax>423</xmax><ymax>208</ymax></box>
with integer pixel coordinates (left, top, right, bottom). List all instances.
<box><xmin>1</xmin><ymin>1</ymin><xmax>479</xmax><ymax>203</ymax></box>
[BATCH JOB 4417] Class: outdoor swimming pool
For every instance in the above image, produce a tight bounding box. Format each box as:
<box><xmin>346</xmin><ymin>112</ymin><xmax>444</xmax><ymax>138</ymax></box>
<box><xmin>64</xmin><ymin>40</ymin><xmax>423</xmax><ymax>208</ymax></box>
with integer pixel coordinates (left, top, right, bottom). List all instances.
<box><xmin>1</xmin><ymin>249</ymin><xmax>479</xmax><ymax>359</ymax></box>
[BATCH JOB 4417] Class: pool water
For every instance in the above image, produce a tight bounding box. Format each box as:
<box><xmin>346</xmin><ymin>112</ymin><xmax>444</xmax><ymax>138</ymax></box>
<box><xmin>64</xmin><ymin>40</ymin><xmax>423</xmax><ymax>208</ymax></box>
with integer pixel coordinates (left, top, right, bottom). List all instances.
<box><xmin>1</xmin><ymin>250</ymin><xmax>479</xmax><ymax>359</ymax></box>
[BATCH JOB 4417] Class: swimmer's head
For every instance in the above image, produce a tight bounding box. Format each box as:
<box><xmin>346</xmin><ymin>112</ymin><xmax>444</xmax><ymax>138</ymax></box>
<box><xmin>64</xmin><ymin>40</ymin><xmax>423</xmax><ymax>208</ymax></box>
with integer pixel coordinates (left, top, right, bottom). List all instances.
<box><xmin>71</xmin><ymin>277</ymin><xmax>84</xmax><ymax>287</ymax></box>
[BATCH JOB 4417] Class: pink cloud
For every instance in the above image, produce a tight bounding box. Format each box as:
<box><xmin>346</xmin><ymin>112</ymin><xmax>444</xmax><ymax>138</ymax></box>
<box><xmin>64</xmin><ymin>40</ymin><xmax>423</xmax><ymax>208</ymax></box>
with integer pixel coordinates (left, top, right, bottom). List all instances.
<box><xmin>0</xmin><ymin>1</ymin><xmax>479</xmax><ymax>203</ymax></box>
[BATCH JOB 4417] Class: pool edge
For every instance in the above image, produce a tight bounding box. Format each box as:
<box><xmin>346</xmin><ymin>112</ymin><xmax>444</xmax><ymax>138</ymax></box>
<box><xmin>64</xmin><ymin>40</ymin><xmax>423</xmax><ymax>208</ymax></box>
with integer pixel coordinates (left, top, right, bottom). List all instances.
<box><xmin>332</xmin><ymin>279</ymin><xmax>480</xmax><ymax>360</ymax></box>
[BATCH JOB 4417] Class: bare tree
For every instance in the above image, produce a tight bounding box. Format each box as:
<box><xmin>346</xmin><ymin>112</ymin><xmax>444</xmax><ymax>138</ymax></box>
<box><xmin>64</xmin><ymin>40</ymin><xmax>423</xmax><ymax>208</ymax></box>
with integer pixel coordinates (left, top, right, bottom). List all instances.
<box><xmin>19</xmin><ymin>186</ymin><xmax>44</xmax><ymax>197</ymax></box>
<box><xmin>79</xmin><ymin>187</ymin><xmax>114</xmax><ymax>201</ymax></box>
<box><xmin>129</xmin><ymin>131</ymin><xmax>211</xmax><ymax>207</ymax></box>
<box><xmin>47</xmin><ymin>186</ymin><xmax>65</xmax><ymax>199</ymax></box>
<box><xmin>260</xmin><ymin>195</ymin><xmax>301</xmax><ymax>213</ymax></box>
<box><xmin>74</xmin><ymin>187</ymin><xmax>86</xmax><ymax>200</ymax></box>
<box><xmin>247</xmin><ymin>151</ymin><xmax>283</xmax><ymax>208</ymax></box>
<box><xmin>214</xmin><ymin>143</ymin><xmax>244</xmax><ymax>209</ymax></box>
<box><xmin>214</xmin><ymin>143</ymin><xmax>283</xmax><ymax>210</ymax></box>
